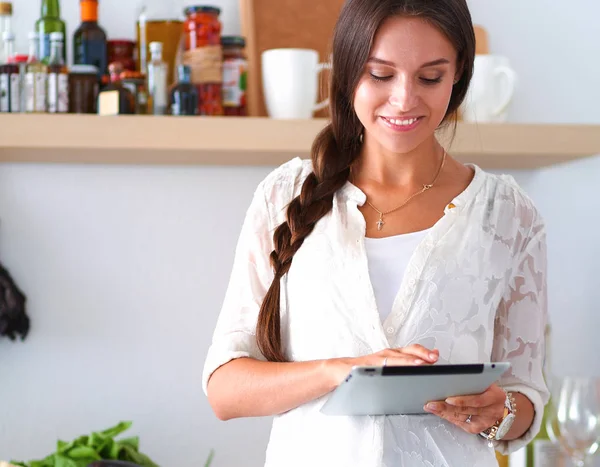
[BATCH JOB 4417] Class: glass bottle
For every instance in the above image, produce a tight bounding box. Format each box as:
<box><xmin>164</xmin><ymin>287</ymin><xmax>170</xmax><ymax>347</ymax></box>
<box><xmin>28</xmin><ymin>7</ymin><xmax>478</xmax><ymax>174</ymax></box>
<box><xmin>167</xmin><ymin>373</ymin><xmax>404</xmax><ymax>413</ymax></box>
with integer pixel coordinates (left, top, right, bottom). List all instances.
<box><xmin>136</xmin><ymin>1</ymin><xmax>183</xmax><ymax>87</ymax></box>
<box><xmin>47</xmin><ymin>31</ymin><xmax>68</xmax><ymax>113</ymax></box>
<box><xmin>73</xmin><ymin>0</ymin><xmax>107</xmax><ymax>77</ymax></box>
<box><xmin>0</xmin><ymin>2</ymin><xmax>12</xmax><ymax>63</ymax></box>
<box><xmin>36</xmin><ymin>0</ymin><xmax>66</xmax><ymax>63</ymax></box>
<box><xmin>524</xmin><ymin>324</ymin><xmax>569</xmax><ymax>467</ymax></box>
<box><xmin>25</xmin><ymin>31</ymin><xmax>48</xmax><ymax>113</ymax></box>
<box><xmin>0</xmin><ymin>31</ymin><xmax>19</xmax><ymax>112</ymax></box>
<box><xmin>147</xmin><ymin>41</ymin><xmax>167</xmax><ymax>115</ymax></box>
<box><xmin>97</xmin><ymin>62</ymin><xmax>135</xmax><ymax>115</ymax></box>
<box><xmin>170</xmin><ymin>64</ymin><xmax>197</xmax><ymax>116</ymax></box>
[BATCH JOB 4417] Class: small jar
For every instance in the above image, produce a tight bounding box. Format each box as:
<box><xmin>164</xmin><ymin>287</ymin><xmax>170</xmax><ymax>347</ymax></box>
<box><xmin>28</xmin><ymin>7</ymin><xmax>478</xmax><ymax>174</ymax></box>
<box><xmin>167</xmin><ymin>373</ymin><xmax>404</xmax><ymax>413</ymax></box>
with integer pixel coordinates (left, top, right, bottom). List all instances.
<box><xmin>221</xmin><ymin>36</ymin><xmax>247</xmax><ymax>116</ymax></box>
<box><xmin>69</xmin><ymin>64</ymin><xmax>99</xmax><ymax>113</ymax></box>
<box><xmin>107</xmin><ymin>40</ymin><xmax>136</xmax><ymax>72</ymax></box>
<box><xmin>183</xmin><ymin>5</ymin><xmax>223</xmax><ymax>116</ymax></box>
<box><xmin>120</xmin><ymin>70</ymin><xmax>148</xmax><ymax>115</ymax></box>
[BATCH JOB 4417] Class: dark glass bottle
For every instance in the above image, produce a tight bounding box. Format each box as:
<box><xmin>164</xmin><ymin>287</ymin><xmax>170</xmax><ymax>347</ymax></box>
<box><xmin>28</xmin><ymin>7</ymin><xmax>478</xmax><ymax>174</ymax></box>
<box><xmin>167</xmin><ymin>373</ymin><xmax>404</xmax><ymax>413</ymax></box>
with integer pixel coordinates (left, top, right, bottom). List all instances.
<box><xmin>97</xmin><ymin>62</ymin><xmax>135</xmax><ymax>115</ymax></box>
<box><xmin>36</xmin><ymin>0</ymin><xmax>67</xmax><ymax>63</ymax></box>
<box><xmin>73</xmin><ymin>0</ymin><xmax>107</xmax><ymax>77</ymax></box>
<box><xmin>170</xmin><ymin>65</ymin><xmax>198</xmax><ymax>116</ymax></box>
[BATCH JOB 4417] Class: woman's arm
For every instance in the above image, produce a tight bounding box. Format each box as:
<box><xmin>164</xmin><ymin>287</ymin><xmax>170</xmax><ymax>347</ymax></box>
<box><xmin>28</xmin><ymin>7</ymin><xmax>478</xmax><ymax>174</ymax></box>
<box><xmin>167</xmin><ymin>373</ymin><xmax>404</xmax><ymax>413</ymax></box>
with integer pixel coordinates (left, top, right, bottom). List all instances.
<box><xmin>207</xmin><ymin>346</ymin><xmax>440</xmax><ymax>420</ymax></box>
<box><xmin>207</xmin><ymin>358</ymin><xmax>336</xmax><ymax>421</ymax></box>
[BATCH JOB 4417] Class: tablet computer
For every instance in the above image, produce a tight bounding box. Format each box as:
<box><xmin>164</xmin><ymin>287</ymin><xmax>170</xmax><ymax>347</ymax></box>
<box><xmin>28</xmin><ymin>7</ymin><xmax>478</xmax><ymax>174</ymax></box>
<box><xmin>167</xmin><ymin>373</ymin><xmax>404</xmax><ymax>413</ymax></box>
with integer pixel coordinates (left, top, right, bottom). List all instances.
<box><xmin>320</xmin><ymin>362</ymin><xmax>510</xmax><ymax>416</ymax></box>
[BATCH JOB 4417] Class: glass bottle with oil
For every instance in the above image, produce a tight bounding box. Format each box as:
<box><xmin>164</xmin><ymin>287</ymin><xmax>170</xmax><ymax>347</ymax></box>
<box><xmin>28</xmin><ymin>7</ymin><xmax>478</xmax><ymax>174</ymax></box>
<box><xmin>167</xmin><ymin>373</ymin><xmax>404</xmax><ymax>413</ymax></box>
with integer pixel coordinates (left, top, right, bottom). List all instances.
<box><xmin>25</xmin><ymin>31</ymin><xmax>48</xmax><ymax>113</ymax></box>
<box><xmin>46</xmin><ymin>31</ymin><xmax>68</xmax><ymax>113</ymax></box>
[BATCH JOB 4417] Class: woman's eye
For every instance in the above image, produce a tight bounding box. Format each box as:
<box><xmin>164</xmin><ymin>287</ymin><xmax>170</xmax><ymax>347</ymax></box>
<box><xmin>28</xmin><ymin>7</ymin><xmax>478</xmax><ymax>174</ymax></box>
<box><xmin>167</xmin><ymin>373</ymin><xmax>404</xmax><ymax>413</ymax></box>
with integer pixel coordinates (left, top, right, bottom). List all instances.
<box><xmin>369</xmin><ymin>73</ymin><xmax>393</xmax><ymax>82</ymax></box>
<box><xmin>420</xmin><ymin>77</ymin><xmax>443</xmax><ymax>85</ymax></box>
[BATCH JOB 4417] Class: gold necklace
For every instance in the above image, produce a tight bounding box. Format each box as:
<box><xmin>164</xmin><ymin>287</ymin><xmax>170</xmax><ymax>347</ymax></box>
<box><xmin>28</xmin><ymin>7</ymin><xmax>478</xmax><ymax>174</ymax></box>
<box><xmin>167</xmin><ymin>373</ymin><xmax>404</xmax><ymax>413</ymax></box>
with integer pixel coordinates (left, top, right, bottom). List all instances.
<box><xmin>363</xmin><ymin>150</ymin><xmax>447</xmax><ymax>231</ymax></box>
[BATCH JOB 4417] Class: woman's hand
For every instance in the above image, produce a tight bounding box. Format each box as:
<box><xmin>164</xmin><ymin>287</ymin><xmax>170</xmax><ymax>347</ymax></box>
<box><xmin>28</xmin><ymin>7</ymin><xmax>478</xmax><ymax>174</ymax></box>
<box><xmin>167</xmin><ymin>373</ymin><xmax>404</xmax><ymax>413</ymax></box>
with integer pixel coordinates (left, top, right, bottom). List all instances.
<box><xmin>423</xmin><ymin>383</ymin><xmax>506</xmax><ymax>435</ymax></box>
<box><xmin>328</xmin><ymin>345</ymin><xmax>439</xmax><ymax>386</ymax></box>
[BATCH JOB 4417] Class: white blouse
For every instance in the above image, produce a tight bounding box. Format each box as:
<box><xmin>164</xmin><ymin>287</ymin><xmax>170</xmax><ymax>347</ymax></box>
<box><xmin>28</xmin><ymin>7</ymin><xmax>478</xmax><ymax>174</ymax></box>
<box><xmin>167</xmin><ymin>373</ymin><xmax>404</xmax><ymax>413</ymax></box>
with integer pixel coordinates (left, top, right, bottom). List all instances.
<box><xmin>203</xmin><ymin>157</ymin><xmax>549</xmax><ymax>467</ymax></box>
<box><xmin>364</xmin><ymin>230</ymin><xmax>430</xmax><ymax>322</ymax></box>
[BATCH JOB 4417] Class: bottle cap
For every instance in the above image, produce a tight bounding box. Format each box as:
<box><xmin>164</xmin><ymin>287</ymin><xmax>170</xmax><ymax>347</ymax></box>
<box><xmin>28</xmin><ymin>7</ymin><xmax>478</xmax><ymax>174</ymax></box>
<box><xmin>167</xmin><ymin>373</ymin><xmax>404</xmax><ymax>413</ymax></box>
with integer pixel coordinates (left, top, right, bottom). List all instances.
<box><xmin>0</xmin><ymin>3</ymin><xmax>12</xmax><ymax>15</ymax></box>
<box><xmin>177</xmin><ymin>65</ymin><xmax>191</xmax><ymax>81</ymax></box>
<box><xmin>50</xmin><ymin>31</ymin><xmax>64</xmax><ymax>42</ymax></box>
<box><xmin>28</xmin><ymin>31</ymin><xmax>39</xmax><ymax>40</ymax></box>
<box><xmin>13</xmin><ymin>54</ymin><xmax>28</xmax><ymax>63</ymax></box>
<box><xmin>2</xmin><ymin>31</ymin><xmax>15</xmax><ymax>41</ymax></box>
<box><xmin>149</xmin><ymin>41</ymin><xmax>163</xmax><ymax>52</ymax></box>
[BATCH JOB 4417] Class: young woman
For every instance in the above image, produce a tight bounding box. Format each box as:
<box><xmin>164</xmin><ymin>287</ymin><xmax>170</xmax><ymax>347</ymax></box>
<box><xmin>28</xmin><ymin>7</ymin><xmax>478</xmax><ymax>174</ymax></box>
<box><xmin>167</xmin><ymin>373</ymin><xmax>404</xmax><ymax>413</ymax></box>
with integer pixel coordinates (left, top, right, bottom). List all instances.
<box><xmin>203</xmin><ymin>0</ymin><xmax>549</xmax><ymax>465</ymax></box>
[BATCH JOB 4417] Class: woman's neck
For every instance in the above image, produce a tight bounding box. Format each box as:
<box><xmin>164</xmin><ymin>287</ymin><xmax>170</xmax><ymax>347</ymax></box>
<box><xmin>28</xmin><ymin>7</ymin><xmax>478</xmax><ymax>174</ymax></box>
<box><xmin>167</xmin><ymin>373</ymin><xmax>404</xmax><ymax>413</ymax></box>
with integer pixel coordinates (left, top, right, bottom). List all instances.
<box><xmin>352</xmin><ymin>136</ymin><xmax>444</xmax><ymax>189</ymax></box>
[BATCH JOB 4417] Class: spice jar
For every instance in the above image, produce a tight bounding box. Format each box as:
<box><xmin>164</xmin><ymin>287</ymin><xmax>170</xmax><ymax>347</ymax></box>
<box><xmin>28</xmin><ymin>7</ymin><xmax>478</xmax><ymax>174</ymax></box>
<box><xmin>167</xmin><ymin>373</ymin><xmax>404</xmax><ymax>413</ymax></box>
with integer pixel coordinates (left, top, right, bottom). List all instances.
<box><xmin>69</xmin><ymin>64</ymin><xmax>99</xmax><ymax>113</ymax></box>
<box><xmin>120</xmin><ymin>70</ymin><xmax>148</xmax><ymax>114</ymax></box>
<box><xmin>182</xmin><ymin>5</ymin><xmax>223</xmax><ymax>116</ymax></box>
<box><xmin>221</xmin><ymin>36</ymin><xmax>247</xmax><ymax>116</ymax></box>
<box><xmin>107</xmin><ymin>40</ymin><xmax>136</xmax><ymax>72</ymax></box>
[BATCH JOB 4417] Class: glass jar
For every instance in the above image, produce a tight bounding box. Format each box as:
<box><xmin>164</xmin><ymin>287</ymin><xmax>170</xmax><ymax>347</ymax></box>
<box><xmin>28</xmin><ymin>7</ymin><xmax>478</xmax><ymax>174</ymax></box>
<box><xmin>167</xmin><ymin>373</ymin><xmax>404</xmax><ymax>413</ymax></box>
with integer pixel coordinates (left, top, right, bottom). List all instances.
<box><xmin>221</xmin><ymin>36</ymin><xmax>247</xmax><ymax>116</ymax></box>
<box><xmin>69</xmin><ymin>64</ymin><xmax>99</xmax><ymax>113</ymax></box>
<box><xmin>120</xmin><ymin>70</ymin><xmax>149</xmax><ymax>114</ymax></box>
<box><xmin>182</xmin><ymin>5</ymin><xmax>223</xmax><ymax>116</ymax></box>
<box><xmin>107</xmin><ymin>40</ymin><xmax>136</xmax><ymax>73</ymax></box>
<box><xmin>137</xmin><ymin>1</ymin><xmax>183</xmax><ymax>87</ymax></box>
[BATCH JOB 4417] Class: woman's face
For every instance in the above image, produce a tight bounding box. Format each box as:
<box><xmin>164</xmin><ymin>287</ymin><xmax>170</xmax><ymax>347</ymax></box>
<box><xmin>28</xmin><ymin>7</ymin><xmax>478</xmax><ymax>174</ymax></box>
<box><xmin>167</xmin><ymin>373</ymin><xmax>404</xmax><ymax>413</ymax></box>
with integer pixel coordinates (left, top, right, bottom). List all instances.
<box><xmin>353</xmin><ymin>16</ymin><xmax>459</xmax><ymax>155</ymax></box>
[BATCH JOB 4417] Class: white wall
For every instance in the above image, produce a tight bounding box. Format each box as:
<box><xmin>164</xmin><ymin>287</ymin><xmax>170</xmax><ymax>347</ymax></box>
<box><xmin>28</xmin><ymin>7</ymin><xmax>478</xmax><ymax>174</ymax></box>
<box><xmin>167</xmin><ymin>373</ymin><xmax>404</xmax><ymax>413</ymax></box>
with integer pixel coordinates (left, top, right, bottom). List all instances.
<box><xmin>2</xmin><ymin>1</ymin><xmax>599</xmax><ymax>466</ymax></box>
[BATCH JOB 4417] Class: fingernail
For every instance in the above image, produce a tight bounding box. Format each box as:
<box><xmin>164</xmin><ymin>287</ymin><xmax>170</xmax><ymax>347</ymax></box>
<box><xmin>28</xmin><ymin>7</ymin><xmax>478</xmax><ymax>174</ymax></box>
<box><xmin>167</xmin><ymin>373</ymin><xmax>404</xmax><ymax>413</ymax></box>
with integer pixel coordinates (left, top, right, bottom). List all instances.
<box><xmin>429</xmin><ymin>353</ymin><xmax>438</xmax><ymax>360</ymax></box>
<box><xmin>414</xmin><ymin>358</ymin><xmax>424</xmax><ymax>364</ymax></box>
<box><xmin>445</xmin><ymin>398</ymin><xmax>457</xmax><ymax>405</ymax></box>
<box><xmin>426</xmin><ymin>403</ymin><xmax>439</xmax><ymax>410</ymax></box>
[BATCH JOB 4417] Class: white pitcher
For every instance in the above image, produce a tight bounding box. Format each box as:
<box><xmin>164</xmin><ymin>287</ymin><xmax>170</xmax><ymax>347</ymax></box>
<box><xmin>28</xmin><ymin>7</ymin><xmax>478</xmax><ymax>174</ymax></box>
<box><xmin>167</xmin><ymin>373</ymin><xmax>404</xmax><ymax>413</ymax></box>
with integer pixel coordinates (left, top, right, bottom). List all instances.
<box><xmin>461</xmin><ymin>55</ymin><xmax>517</xmax><ymax>123</ymax></box>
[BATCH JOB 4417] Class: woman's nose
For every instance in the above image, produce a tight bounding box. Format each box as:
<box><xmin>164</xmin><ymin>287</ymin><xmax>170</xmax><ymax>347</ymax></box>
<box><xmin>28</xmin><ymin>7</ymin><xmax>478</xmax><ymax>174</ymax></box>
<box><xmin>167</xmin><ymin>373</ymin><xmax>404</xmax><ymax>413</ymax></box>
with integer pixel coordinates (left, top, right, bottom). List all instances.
<box><xmin>388</xmin><ymin>78</ymin><xmax>419</xmax><ymax>111</ymax></box>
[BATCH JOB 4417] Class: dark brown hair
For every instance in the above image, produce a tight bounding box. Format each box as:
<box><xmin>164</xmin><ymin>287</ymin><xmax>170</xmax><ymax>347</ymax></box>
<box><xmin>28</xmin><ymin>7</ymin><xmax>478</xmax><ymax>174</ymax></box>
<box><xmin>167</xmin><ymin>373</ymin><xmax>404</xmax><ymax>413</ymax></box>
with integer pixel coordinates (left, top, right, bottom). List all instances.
<box><xmin>256</xmin><ymin>0</ymin><xmax>476</xmax><ymax>362</ymax></box>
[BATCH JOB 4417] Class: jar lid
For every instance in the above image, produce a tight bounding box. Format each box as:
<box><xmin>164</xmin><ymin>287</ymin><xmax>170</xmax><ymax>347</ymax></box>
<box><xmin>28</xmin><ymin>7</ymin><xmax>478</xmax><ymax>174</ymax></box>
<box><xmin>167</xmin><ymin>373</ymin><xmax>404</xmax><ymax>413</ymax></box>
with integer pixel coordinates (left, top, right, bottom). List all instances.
<box><xmin>108</xmin><ymin>39</ymin><xmax>135</xmax><ymax>47</ymax></box>
<box><xmin>184</xmin><ymin>5</ymin><xmax>221</xmax><ymax>16</ymax></box>
<box><xmin>70</xmin><ymin>64</ymin><xmax>99</xmax><ymax>74</ymax></box>
<box><xmin>221</xmin><ymin>36</ymin><xmax>245</xmax><ymax>48</ymax></box>
<box><xmin>0</xmin><ymin>2</ymin><xmax>12</xmax><ymax>15</ymax></box>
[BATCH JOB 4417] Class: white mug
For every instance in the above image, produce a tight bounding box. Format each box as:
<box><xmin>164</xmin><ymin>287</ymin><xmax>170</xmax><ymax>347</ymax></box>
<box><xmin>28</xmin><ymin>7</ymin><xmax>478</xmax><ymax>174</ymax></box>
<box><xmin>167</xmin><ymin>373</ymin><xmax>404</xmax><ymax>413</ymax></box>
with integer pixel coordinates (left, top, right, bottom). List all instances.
<box><xmin>461</xmin><ymin>55</ymin><xmax>517</xmax><ymax>123</ymax></box>
<box><xmin>261</xmin><ymin>48</ymin><xmax>330</xmax><ymax>119</ymax></box>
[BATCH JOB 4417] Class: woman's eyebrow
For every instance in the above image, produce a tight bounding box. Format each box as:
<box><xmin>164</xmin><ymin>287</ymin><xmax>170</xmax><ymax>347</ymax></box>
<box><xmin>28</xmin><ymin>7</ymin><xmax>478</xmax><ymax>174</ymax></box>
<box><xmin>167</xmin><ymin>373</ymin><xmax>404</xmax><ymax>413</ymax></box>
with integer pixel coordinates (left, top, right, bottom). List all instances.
<box><xmin>367</xmin><ymin>57</ymin><xmax>450</xmax><ymax>68</ymax></box>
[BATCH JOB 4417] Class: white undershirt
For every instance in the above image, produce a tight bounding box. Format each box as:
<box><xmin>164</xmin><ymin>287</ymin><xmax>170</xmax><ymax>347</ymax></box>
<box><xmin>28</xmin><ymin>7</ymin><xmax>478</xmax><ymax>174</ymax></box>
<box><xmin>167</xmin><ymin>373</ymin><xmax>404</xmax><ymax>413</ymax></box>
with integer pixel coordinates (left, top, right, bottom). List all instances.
<box><xmin>364</xmin><ymin>229</ymin><xmax>430</xmax><ymax>322</ymax></box>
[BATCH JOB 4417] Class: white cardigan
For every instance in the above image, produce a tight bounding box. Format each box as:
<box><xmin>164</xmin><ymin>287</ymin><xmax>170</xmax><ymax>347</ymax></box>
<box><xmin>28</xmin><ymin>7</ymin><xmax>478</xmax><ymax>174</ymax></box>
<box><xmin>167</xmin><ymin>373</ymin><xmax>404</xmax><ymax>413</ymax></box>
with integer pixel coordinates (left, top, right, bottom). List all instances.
<box><xmin>203</xmin><ymin>158</ymin><xmax>549</xmax><ymax>467</ymax></box>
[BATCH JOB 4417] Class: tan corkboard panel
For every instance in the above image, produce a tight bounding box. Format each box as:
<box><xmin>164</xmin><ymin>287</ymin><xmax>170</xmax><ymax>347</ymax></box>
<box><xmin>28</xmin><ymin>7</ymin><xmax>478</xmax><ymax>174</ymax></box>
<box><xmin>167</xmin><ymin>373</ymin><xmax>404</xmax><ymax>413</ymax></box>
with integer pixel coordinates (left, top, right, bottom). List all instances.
<box><xmin>241</xmin><ymin>0</ymin><xmax>346</xmax><ymax>117</ymax></box>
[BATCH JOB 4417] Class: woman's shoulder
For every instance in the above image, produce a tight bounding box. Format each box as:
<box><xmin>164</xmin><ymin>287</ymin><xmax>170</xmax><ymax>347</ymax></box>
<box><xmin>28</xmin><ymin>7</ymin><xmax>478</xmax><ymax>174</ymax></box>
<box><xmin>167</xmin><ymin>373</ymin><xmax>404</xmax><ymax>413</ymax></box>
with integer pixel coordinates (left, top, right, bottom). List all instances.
<box><xmin>256</xmin><ymin>157</ymin><xmax>314</xmax><ymax>205</ymax></box>
<box><xmin>477</xmin><ymin>167</ymin><xmax>545</xmax><ymax>233</ymax></box>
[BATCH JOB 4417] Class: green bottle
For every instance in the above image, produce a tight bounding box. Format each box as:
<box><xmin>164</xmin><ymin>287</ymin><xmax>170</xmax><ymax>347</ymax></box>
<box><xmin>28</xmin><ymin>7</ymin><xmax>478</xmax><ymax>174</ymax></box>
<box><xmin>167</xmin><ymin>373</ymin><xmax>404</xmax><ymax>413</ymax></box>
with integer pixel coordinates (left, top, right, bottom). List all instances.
<box><xmin>35</xmin><ymin>0</ymin><xmax>67</xmax><ymax>63</ymax></box>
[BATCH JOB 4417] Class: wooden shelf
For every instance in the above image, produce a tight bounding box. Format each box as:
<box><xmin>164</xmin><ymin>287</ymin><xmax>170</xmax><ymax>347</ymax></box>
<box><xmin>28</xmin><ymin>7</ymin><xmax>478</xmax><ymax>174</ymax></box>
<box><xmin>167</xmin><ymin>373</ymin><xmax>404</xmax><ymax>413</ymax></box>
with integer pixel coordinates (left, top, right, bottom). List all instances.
<box><xmin>0</xmin><ymin>114</ymin><xmax>598</xmax><ymax>169</ymax></box>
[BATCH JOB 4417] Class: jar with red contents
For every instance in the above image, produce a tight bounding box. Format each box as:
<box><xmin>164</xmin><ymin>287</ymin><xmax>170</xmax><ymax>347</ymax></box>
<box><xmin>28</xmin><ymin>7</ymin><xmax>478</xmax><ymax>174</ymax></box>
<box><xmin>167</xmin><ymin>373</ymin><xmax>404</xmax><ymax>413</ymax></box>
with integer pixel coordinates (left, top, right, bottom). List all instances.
<box><xmin>182</xmin><ymin>5</ymin><xmax>223</xmax><ymax>116</ymax></box>
<box><xmin>107</xmin><ymin>40</ymin><xmax>136</xmax><ymax>73</ymax></box>
<box><xmin>221</xmin><ymin>36</ymin><xmax>247</xmax><ymax>116</ymax></box>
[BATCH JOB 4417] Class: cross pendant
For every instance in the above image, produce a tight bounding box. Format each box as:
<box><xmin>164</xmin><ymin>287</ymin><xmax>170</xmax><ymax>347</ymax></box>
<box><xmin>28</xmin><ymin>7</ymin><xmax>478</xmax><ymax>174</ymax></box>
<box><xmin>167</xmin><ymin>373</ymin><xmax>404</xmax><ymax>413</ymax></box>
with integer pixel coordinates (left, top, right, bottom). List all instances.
<box><xmin>376</xmin><ymin>217</ymin><xmax>385</xmax><ymax>231</ymax></box>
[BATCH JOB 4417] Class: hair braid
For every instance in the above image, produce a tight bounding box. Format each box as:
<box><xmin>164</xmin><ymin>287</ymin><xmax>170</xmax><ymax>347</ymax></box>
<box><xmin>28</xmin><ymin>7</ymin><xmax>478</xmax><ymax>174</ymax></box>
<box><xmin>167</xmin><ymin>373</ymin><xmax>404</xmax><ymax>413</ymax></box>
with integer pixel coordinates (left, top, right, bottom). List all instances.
<box><xmin>256</xmin><ymin>125</ymin><xmax>355</xmax><ymax>362</ymax></box>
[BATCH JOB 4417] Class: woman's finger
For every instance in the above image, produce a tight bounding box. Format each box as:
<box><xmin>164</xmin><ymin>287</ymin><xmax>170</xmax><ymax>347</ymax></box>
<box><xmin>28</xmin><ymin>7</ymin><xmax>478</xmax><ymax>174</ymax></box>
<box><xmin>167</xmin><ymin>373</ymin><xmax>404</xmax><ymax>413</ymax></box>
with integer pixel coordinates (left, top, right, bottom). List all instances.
<box><xmin>385</xmin><ymin>354</ymin><xmax>429</xmax><ymax>366</ymax></box>
<box><xmin>391</xmin><ymin>345</ymin><xmax>439</xmax><ymax>363</ymax></box>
